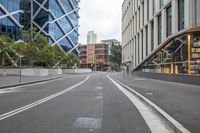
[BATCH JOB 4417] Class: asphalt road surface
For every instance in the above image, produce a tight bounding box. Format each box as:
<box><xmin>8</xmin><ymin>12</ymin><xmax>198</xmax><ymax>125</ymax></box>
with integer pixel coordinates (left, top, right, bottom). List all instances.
<box><xmin>0</xmin><ymin>72</ymin><xmax>151</xmax><ymax>133</ymax></box>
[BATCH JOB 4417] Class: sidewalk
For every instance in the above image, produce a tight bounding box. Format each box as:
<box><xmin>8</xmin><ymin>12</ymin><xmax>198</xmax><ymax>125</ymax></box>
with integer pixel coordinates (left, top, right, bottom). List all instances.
<box><xmin>0</xmin><ymin>74</ymin><xmax>68</xmax><ymax>89</ymax></box>
<box><xmin>110</xmin><ymin>72</ymin><xmax>200</xmax><ymax>133</ymax></box>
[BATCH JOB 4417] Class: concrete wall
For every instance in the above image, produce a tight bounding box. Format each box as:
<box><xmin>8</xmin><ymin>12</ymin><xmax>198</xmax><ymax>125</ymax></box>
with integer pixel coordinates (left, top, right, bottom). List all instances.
<box><xmin>22</xmin><ymin>69</ymin><xmax>49</xmax><ymax>76</ymax></box>
<box><xmin>49</xmin><ymin>69</ymin><xmax>62</xmax><ymax>75</ymax></box>
<box><xmin>0</xmin><ymin>69</ymin><xmax>19</xmax><ymax>75</ymax></box>
<box><xmin>0</xmin><ymin>69</ymin><xmax>91</xmax><ymax>76</ymax></box>
<box><xmin>63</xmin><ymin>69</ymin><xmax>92</xmax><ymax>74</ymax></box>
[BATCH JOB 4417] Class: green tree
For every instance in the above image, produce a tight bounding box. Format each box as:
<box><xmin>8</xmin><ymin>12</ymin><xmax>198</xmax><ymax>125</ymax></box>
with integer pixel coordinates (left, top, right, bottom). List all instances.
<box><xmin>21</xmin><ymin>28</ymin><xmax>37</xmax><ymax>44</ymax></box>
<box><xmin>62</xmin><ymin>53</ymin><xmax>79</xmax><ymax>69</ymax></box>
<box><xmin>109</xmin><ymin>43</ymin><xmax>122</xmax><ymax>69</ymax></box>
<box><xmin>41</xmin><ymin>45</ymin><xmax>55</xmax><ymax>67</ymax></box>
<box><xmin>0</xmin><ymin>35</ymin><xmax>14</xmax><ymax>67</ymax></box>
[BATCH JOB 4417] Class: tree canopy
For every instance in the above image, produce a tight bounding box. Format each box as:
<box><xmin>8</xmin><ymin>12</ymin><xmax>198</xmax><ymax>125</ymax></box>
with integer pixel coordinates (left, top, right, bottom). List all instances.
<box><xmin>0</xmin><ymin>29</ymin><xmax>79</xmax><ymax>69</ymax></box>
<box><xmin>109</xmin><ymin>43</ymin><xmax>122</xmax><ymax>69</ymax></box>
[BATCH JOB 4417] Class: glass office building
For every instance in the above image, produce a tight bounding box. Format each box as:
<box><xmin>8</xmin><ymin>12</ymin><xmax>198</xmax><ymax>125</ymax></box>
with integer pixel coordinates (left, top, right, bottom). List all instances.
<box><xmin>0</xmin><ymin>0</ymin><xmax>80</xmax><ymax>53</ymax></box>
<box><xmin>0</xmin><ymin>0</ymin><xmax>23</xmax><ymax>40</ymax></box>
<box><xmin>31</xmin><ymin>0</ymin><xmax>79</xmax><ymax>53</ymax></box>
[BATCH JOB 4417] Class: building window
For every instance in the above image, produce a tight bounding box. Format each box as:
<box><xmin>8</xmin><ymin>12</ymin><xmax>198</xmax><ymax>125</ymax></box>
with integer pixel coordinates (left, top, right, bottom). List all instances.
<box><xmin>141</xmin><ymin>30</ymin><xmax>143</xmax><ymax>60</ymax></box>
<box><xmin>138</xmin><ymin>33</ymin><xmax>140</xmax><ymax>64</ymax></box>
<box><xmin>167</xmin><ymin>5</ymin><xmax>172</xmax><ymax>37</ymax></box>
<box><xmin>153</xmin><ymin>0</ymin><xmax>156</xmax><ymax>16</ymax></box>
<box><xmin>146</xmin><ymin>26</ymin><xmax>148</xmax><ymax>56</ymax></box>
<box><xmin>158</xmin><ymin>15</ymin><xmax>162</xmax><ymax>45</ymax></box>
<box><xmin>147</xmin><ymin>0</ymin><xmax>149</xmax><ymax>21</ymax></box>
<box><xmin>135</xmin><ymin>36</ymin><xmax>137</xmax><ymax>65</ymax></box>
<box><xmin>138</xmin><ymin>8</ymin><xmax>140</xmax><ymax>30</ymax></box>
<box><xmin>142</xmin><ymin>3</ymin><xmax>144</xmax><ymax>26</ymax></box>
<box><xmin>136</xmin><ymin>13</ymin><xmax>137</xmax><ymax>32</ymax></box>
<box><xmin>151</xmin><ymin>21</ymin><xmax>154</xmax><ymax>51</ymax></box>
<box><xmin>160</xmin><ymin>0</ymin><xmax>164</xmax><ymax>9</ymax></box>
<box><xmin>178</xmin><ymin>0</ymin><xmax>184</xmax><ymax>31</ymax></box>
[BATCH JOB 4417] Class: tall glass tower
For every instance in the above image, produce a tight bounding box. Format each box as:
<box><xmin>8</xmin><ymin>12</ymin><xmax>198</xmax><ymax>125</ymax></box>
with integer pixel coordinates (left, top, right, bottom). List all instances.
<box><xmin>31</xmin><ymin>0</ymin><xmax>80</xmax><ymax>53</ymax></box>
<box><xmin>0</xmin><ymin>0</ymin><xmax>80</xmax><ymax>53</ymax></box>
<box><xmin>0</xmin><ymin>0</ymin><xmax>23</xmax><ymax>40</ymax></box>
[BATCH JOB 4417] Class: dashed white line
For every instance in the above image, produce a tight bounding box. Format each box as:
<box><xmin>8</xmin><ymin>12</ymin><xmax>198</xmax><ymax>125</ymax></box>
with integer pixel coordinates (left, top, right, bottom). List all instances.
<box><xmin>96</xmin><ymin>87</ymin><xmax>103</xmax><ymax>90</ymax></box>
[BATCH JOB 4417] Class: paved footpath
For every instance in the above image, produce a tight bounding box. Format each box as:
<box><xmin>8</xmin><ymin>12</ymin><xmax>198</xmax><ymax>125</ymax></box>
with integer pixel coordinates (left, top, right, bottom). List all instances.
<box><xmin>0</xmin><ymin>74</ymin><xmax>67</xmax><ymax>88</ymax></box>
<box><xmin>111</xmin><ymin>72</ymin><xmax>200</xmax><ymax>133</ymax></box>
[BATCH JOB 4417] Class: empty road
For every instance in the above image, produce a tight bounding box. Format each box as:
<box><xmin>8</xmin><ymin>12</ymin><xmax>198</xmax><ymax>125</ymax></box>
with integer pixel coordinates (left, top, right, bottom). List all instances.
<box><xmin>0</xmin><ymin>72</ymin><xmax>151</xmax><ymax>133</ymax></box>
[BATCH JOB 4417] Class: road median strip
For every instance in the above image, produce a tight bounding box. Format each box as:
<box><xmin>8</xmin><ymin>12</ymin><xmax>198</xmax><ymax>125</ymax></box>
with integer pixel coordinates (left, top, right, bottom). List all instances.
<box><xmin>107</xmin><ymin>75</ymin><xmax>190</xmax><ymax>133</ymax></box>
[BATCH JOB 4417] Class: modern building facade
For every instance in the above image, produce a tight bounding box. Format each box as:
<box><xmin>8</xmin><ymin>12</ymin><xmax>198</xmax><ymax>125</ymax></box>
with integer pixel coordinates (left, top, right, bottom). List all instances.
<box><xmin>122</xmin><ymin>0</ymin><xmax>200</xmax><ymax>76</ymax></box>
<box><xmin>79</xmin><ymin>43</ymin><xmax>111</xmax><ymax>71</ymax></box>
<box><xmin>0</xmin><ymin>0</ymin><xmax>23</xmax><ymax>40</ymax></box>
<box><xmin>87</xmin><ymin>31</ymin><xmax>97</xmax><ymax>44</ymax></box>
<box><xmin>0</xmin><ymin>0</ymin><xmax>80</xmax><ymax>53</ymax></box>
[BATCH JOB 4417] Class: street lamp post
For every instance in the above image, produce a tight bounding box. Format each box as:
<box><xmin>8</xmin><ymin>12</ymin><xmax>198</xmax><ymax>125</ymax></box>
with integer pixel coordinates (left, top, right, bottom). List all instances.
<box><xmin>19</xmin><ymin>47</ymin><xmax>23</xmax><ymax>84</ymax></box>
<box><xmin>19</xmin><ymin>55</ymin><xmax>22</xmax><ymax>83</ymax></box>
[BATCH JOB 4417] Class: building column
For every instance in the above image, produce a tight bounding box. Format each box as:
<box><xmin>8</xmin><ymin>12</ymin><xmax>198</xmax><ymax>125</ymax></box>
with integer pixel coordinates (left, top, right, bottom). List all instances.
<box><xmin>144</xmin><ymin>0</ymin><xmax>147</xmax><ymax>24</ymax></box>
<box><xmin>188</xmin><ymin>34</ymin><xmax>191</xmax><ymax>75</ymax></box>
<box><xmin>136</xmin><ymin>35</ymin><xmax>138</xmax><ymax>66</ymax></box>
<box><xmin>149</xmin><ymin>0</ymin><xmax>153</xmax><ymax>19</ymax></box>
<box><xmin>143</xmin><ymin>27</ymin><xmax>147</xmax><ymax>59</ymax></box>
<box><xmin>133</xmin><ymin>38</ymin><xmax>135</xmax><ymax>68</ymax></box>
<box><xmin>141</xmin><ymin>3</ymin><xmax>144</xmax><ymax>27</ymax></box>
<box><xmin>161</xmin><ymin>9</ymin><xmax>167</xmax><ymax>42</ymax></box>
<box><xmin>154</xmin><ymin>17</ymin><xmax>158</xmax><ymax>50</ymax></box>
<box><xmin>197</xmin><ymin>0</ymin><xmax>200</xmax><ymax>25</ymax></box>
<box><xmin>139</xmin><ymin>31</ymin><xmax>142</xmax><ymax>63</ymax></box>
<box><xmin>148</xmin><ymin>23</ymin><xmax>152</xmax><ymax>55</ymax></box>
<box><xmin>172</xmin><ymin>0</ymin><xmax>178</xmax><ymax>34</ymax></box>
<box><xmin>184</xmin><ymin>0</ymin><xmax>190</xmax><ymax>28</ymax></box>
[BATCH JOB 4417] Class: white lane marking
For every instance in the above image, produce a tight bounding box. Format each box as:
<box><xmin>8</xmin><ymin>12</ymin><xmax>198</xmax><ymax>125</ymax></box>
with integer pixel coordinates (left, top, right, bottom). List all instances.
<box><xmin>0</xmin><ymin>76</ymin><xmax>90</xmax><ymax>121</ymax></box>
<box><xmin>0</xmin><ymin>90</ymin><xmax>17</xmax><ymax>94</ymax></box>
<box><xmin>96</xmin><ymin>96</ymin><xmax>103</xmax><ymax>99</ymax></box>
<box><xmin>96</xmin><ymin>87</ymin><xmax>103</xmax><ymax>90</ymax></box>
<box><xmin>108</xmin><ymin>75</ymin><xmax>191</xmax><ymax>133</ymax></box>
<box><xmin>73</xmin><ymin>117</ymin><xmax>102</xmax><ymax>129</ymax></box>
<box><xmin>107</xmin><ymin>75</ymin><xmax>171</xmax><ymax>133</ymax></box>
<box><xmin>0</xmin><ymin>87</ymin><xmax>21</xmax><ymax>94</ymax></box>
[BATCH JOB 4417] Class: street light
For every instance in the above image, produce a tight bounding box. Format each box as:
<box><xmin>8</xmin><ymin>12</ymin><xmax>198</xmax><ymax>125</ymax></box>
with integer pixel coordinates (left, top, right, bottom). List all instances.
<box><xmin>19</xmin><ymin>47</ymin><xmax>23</xmax><ymax>83</ymax></box>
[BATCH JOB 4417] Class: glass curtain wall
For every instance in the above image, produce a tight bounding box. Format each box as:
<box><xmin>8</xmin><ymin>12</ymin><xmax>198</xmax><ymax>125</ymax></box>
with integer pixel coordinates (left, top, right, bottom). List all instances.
<box><xmin>0</xmin><ymin>0</ymin><xmax>21</xmax><ymax>40</ymax></box>
<box><xmin>32</xmin><ymin>0</ymin><xmax>79</xmax><ymax>53</ymax></box>
<box><xmin>138</xmin><ymin>32</ymin><xmax>200</xmax><ymax>76</ymax></box>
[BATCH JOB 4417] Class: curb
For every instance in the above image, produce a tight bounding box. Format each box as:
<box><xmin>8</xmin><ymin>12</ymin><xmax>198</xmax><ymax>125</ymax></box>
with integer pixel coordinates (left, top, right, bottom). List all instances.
<box><xmin>0</xmin><ymin>74</ymin><xmax>70</xmax><ymax>89</ymax></box>
<box><xmin>109</xmin><ymin>75</ymin><xmax>190</xmax><ymax>133</ymax></box>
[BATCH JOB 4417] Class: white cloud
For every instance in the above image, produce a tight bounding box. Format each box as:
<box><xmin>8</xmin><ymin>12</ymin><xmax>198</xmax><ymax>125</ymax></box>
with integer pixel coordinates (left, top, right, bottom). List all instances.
<box><xmin>79</xmin><ymin>0</ymin><xmax>123</xmax><ymax>44</ymax></box>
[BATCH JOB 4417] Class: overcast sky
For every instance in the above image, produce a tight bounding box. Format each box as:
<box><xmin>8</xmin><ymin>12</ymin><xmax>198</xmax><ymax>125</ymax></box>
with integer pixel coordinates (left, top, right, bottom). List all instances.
<box><xmin>79</xmin><ymin>0</ymin><xmax>124</xmax><ymax>44</ymax></box>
